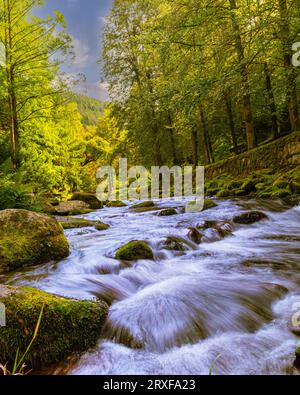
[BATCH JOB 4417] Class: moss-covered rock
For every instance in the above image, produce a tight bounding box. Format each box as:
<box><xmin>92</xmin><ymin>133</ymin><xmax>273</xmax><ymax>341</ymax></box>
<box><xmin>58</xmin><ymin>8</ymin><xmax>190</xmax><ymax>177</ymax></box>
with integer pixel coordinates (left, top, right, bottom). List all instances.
<box><xmin>55</xmin><ymin>201</ymin><xmax>93</xmax><ymax>216</ymax></box>
<box><xmin>270</xmin><ymin>189</ymin><xmax>291</xmax><ymax>199</ymax></box>
<box><xmin>0</xmin><ymin>285</ymin><xmax>108</xmax><ymax>369</ymax></box>
<box><xmin>131</xmin><ymin>201</ymin><xmax>155</xmax><ymax>209</ymax></box>
<box><xmin>115</xmin><ymin>240</ymin><xmax>154</xmax><ymax>261</ymax></box>
<box><xmin>160</xmin><ymin>237</ymin><xmax>187</xmax><ymax>251</ymax></box>
<box><xmin>106</xmin><ymin>201</ymin><xmax>127</xmax><ymax>208</ymax></box>
<box><xmin>0</xmin><ymin>209</ymin><xmax>69</xmax><ymax>274</ymax></box>
<box><xmin>158</xmin><ymin>208</ymin><xmax>177</xmax><ymax>216</ymax></box>
<box><xmin>216</xmin><ymin>189</ymin><xmax>231</xmax><ymax>198</ymax></box>
<box><xmin>57</xmin><ymin>217</ymin><xmax>109</xmax><ymax>231</ymax></box>
<box><xmin>70</xmin><ymin>193</ymin><xmax>103</xmax><ymax>210</ymax></box>
<box><xmin>203</xmin><ymin>199</ymin><xmax>218</xmax><ymax>210</ymax></box>
<box><xmin>233</xmin><ymin>211</ymin><xmax>268</xmax><ymax>225</ymax></box>
<box><xmin>188</xmin><ymin>228</ymin><xmax>203</xmax><ymax>244</ymax></box>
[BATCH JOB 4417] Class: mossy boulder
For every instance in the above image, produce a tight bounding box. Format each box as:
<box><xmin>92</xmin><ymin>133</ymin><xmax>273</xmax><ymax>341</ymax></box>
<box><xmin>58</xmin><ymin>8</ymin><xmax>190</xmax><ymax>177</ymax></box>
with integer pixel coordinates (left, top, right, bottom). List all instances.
<box><xmin>160</xmin><ymin>237</ymin><xmax>187</xmax><ymax>251</ymax></box>
<box><xmin>158</xmin><ymin>208</ymin><xmax>177</xmax><ymax>217</ymax></box>
<box><xmin>106</xmin><ymin>201</ymin><xmax>127</xmax><ymax>208</ymax></box>
<box><xmin>0</xmin><ymin>209</ymin><xmax>69</xmax><ymax>274</ymax></box>
<box><xmin>70</xmin><ymin>193</ymin><xmax>103</xmax><ymax>210</ymax></box>
<box><xmin>0</xmin><ymin>285</ymin><xmax>108</xmax><ymax>369</ymax></box>
<box><xmin>131</xmin><ymin>201</ymin><xmax>155</xmax><ymax>209</ymax></box>
<box><xmin>115</xmin><ymin>240</ymin><xmax>154</xmax><ymax>261</ymax></box>
<box><xmin>233</xmin><ymin>211</ymin><xmax>268</xmax><ymax>225</ymax></box>
<box><xmin>55</xmin><ymin>201</ymin><xmax>93</xmax><ymax>216</ymax></box>
<box><xmin>58</xmin><ymin>217</ymin><xmax>109</xmax><ymax>231</ymax></box>
<box><xmin>216</xmin><ymin>189</ymin><xmax>231</xmax><ymax>198</ymax></box>
<box><xmin>203</xmin><ymin>199</ymin><xmax>218</xmax><ymax>210</ymax></box>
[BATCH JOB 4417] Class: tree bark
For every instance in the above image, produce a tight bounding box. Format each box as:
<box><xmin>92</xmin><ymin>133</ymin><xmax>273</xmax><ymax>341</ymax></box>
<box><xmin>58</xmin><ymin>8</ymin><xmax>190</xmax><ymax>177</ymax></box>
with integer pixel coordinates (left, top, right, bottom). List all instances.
<box><xmin>199</xmin><ymin>104</ymin><xmax>213</xmax><ymax>165</ymax></box>
<box><xmin>278</xmin><ymin>0</ymin><xmax>300</xmax><ymax>132</ymax></box>
<box><xmin>224</xmin><ymin>91</ymin><xmax>238</xmax><ymax>154</ymax></box>
<box><xmin>229</xmin><ymin>0</ymin><xmax>256</xmax><ymax>149</ymax></box>
<box><xmin>263</xmin><ymin>62</ymin><xmax>280</xmax><ymax>139</ymax></box>
<box><xmin>3</xmin><ymin>0</ymin><xmax>19</xmax><ymax>169</ymax></box>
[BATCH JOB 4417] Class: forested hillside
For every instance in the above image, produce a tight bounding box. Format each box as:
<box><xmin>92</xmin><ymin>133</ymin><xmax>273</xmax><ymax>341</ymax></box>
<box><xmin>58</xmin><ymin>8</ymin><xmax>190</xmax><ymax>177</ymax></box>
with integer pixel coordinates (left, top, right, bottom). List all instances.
<box><xmin>102</xmin><ymin>0</ymin><xmax>300</xmax><ymax>167</ymax></box>
<box><xmin>70</xmin><ymin>93</ymin><xmax>105</xmax><ymax>126</ymax></box>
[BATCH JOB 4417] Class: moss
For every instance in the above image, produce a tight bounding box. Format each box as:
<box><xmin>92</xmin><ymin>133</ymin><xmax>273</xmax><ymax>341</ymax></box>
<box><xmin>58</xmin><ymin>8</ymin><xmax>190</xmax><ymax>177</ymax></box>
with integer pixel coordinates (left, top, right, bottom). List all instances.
<box><xmin>58</xmin><ymin>217</ymin><xmax>109</xmax><ymax>231</ymax></box>
<box><xmin>227</xmin><ymin>180</ymin><xmax>244</xmax><ymax>190</ymax></box>
<box><xmin>115</xmin><ymin>240</ymin><xmax>154</xmax><ymax>261</ymax></box>
<box><xmin>216</xmin><ymin>189</ymin><xmax>231</xmax><ymax>198</ymax></box>
<box><xmin>270</xmin><ymin>189</ymin><xmax>291</xmax><ymax>199</ymax></box>
<box><xmin>0</xmin><ymin>210</ymin><xmax>69</xmax><ymax>274</ymax></box>
<box><xmin>106</xmin><ymin>201</ymin><xmax>127</xmax><ymax>208</ymax></box>
<box><xmin>161</xmin><ymin>237</ymin><xmax>187</xmax><ymax>251</ymax></box>
<box><xmin>203</xmin><ymin>199</ymin><xmax>218</xmax><ymax>210</ymax></box>
<box><xmin>131</xmin><ymin>201</ymin><xmax>155</xmax><ymax>209</ymax></box>
<box><xmin>0</xmin><ymin>286</ymin><xmax>108</xmax><ymax>369</ymax></box>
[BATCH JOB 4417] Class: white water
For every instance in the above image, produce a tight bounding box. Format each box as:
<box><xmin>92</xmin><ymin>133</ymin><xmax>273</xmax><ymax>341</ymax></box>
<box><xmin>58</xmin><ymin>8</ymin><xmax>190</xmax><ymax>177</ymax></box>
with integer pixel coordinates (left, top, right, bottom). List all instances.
<box><xmin>4</xmin><ymin>198</ymin><xmax>300</xmax><ymax>375</ymax></box>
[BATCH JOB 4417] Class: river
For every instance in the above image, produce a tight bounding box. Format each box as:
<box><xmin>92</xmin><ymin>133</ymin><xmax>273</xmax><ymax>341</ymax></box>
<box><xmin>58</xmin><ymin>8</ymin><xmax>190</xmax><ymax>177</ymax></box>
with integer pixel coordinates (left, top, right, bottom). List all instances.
<box><xmin>3</xmin><ymin>197</ymin><xmax>300</xmax><ymax>375</ymax></box>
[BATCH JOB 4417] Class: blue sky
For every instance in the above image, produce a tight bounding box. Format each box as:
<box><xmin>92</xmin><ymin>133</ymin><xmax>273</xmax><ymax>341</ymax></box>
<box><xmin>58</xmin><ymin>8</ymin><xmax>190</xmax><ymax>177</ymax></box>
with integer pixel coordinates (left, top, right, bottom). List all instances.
<box><xmin>37</xmin><ymin>0</ymin><xmax>113</xmax><ymax>101</ymax></box>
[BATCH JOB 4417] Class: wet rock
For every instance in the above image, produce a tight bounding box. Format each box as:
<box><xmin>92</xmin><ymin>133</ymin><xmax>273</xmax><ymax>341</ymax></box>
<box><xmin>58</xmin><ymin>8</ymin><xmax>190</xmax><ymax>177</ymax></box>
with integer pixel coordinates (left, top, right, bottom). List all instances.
<box><xmin>0</xmin><ymin>209</ymin><xmax>69</xmax><ymax>274</ymax></box>
<box><xmin>70</xmin><ymin>192</ymin><xmax>103</xmax><ymax>210</ymax></box>
<box><xmin>55</xmin><ymin>201</ymin><xmax>93</xmax><ymax>216</ymax></box>
<box><xmin>294</xmin><ymin>347</ymin><xmax>300</xmax><ymax>370</ymax></box>
<box><xmin>203</xmin><ymin>199</ymin><xmax>218</xmax><ymax>210</ymax></box>
<box><xmin>241</xmin><ymin>179</ymin><xmax>257</xmax><ymax>195</ymax></box>
<box><xmin>158</xmin><ymin>208</ymin><xmax>177</xmax><ymax>217</ymax></box>
<box><xmin>0</xmin><ymin>285</ymin><xmax>108</xmax><ymax>369</ymax></box>
<box><xmin>131</xmin><ymin>201</ymin><xmax>155</xmax><ymax>209</ymax></box>
<box><xmin>188</xmin><ymin>228</ymin><xmax>203</xmax><ymax>244</ymax></box>
<box><xmin>197</xmin><ymin>220</ymin><xmax>233</xmax><ymax>240</ymax></box>
<box><xmin>57</xmin><ymin>217</ymin><xmax>110</xmax><ymax>231</ymax></box>
<box><xmin>106</xmin><ymin>201</ymin><xmax>127</xmax><ymax>208</ymax></box>
<box><xmin>233</xmin><ymin>211</ymin><xmax>268</xmax><ymax>225</ymax></box>
<box><xmin>115</xmin><ymin>240</ymin><xmax>154</xmax><ymax>261</ymax></box>
<box><xmin>160</xmin><ymin>237</ymin><xmax>188</xmax><ymax>252</ymax></box>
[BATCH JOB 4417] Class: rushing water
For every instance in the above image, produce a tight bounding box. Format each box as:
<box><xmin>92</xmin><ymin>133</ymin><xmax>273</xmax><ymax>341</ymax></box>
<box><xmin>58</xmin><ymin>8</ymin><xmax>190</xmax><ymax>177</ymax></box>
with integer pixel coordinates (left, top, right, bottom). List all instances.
<box><xmin>3</xmin><ymin>198</ymin><xmax>300</xmax><ymax>375</ymax></box>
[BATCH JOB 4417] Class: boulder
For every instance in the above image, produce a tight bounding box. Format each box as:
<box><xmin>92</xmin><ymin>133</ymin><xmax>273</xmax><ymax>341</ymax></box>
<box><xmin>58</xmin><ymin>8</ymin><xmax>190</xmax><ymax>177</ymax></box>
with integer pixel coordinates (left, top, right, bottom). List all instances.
<box><xmin>106</xmin><ymin>201</ymin><xmax>127</xmax><ymax>208</ymax></box>
<box><xmin>294</xmin><ymin>347</ymin><xmax>300</xmax><ymax>370</ymax></box>
<box><xmin>158</xmin><ymin>208</ymin><xmax>177</xmax><ymax>217</ymax></box>
<box><xmin>233</xmin><ymin>211</ymin><xmax>268</xmax><ymax>225</ymax></box>
<box><xmin>55</xmin><ymin>201</ymin><xmax>93</xmax><ymax>216</ymax></box>
<box><xmin>0</xmin><ymin>209</ymin><xmax>69</xmax><ymax>274</ymax></box>
<box><xmin>115</xmin><ymin>241</ymin><xmax>154</xmax><ymax>261</ymax></box>
<box><xmin>131</xmin><ymin>201</ymin><xmax>155</xmax><ymax>209</ymax></box>
<box><xmin>188</xmin><ymin>228</ymin><xmax>203</xmax><ymax>244</ymax></box>
<box><xmin>57</xmin><ymin>217</ymin><xmax>109</xmax><ymax>231</ymax></box>
<box><xmin>0</xmin><ymin>285</ymin><xmax>108</xmax><ymax>369</ymax></box>
<box><xmin>160</xmin><ymin>237</ymin><xmax>187</xmax><ymax>252</ymax></box>
<box><xmin>70</xmin><ymin>193</ymin><xmax>103</xmax><ymax>210</ymax></box>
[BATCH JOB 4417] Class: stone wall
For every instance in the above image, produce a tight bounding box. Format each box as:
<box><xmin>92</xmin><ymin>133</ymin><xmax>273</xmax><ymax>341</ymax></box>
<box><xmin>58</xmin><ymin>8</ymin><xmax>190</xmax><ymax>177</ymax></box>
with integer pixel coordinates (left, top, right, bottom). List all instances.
<box><xmin>205</xmin><ymin>131</ymin><xmax>300</xmax><ymax>179</ymax></box>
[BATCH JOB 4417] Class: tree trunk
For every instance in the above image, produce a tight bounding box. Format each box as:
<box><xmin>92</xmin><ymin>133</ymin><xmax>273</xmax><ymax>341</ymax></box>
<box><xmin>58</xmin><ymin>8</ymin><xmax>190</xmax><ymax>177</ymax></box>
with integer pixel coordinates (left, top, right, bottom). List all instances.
<box><xmin>4</xmin><ymin>0</ymin><xmax>19</xmax><ymax>169</ymax></box>
<box><xmin>167</xmin><ymin>112</ymin><xmax>179</xmax><ymax>165</ymax></box>
<box><xmin>191</xmin><ymin>128</ymin><xmax>198</xmax><ymax>167</ymax></box>
<box><xmin>229</xmin><ymin>0</ymin><xmax>256</xmax><ymax>150</ymax></box>
<box><xmin>263</xmin><ymin>62</ymin><xmax>280</xmax><ymax>139</ymax></box>
<box><xmin>224</xmin><ymin>91</ymin><xmax>238</xmax><ymax>154</ymax></box>
<box><xmin>199</xmin><ymin>104</ymin><xmax>213</xmax><ymax>165</ymax></box>
<box><xmin>278</xmin><ymin>0</ymin><xmax>300</xmax><ymax>132</ymax></box>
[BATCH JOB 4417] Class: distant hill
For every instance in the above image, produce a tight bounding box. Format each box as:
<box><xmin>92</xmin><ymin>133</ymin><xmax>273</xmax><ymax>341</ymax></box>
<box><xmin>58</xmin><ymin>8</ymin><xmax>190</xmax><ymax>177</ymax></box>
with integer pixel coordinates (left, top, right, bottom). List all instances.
<box><xmin>70</xmin><ymin>93</ymin><xmax>105</xmax><ymax>126</ymax></box>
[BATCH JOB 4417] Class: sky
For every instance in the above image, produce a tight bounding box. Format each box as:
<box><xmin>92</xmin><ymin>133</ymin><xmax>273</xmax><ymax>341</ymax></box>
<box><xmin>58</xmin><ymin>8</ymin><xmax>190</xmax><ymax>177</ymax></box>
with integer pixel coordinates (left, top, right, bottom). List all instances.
<box><xmin>37</xmin><ymin>0</ymin><xmax>113</xmax><ymax>101</ymax></box>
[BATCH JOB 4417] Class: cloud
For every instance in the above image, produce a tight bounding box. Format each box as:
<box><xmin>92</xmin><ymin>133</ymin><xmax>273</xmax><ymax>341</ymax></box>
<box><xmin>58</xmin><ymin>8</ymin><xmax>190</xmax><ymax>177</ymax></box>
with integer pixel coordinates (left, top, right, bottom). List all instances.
<box><xmin>74</xmin><ymin>80</ymin><xmax>110</xmax><ymax>102</ymax></box>
<box><xmin>71</xmin><ymin>35</ymin><xmax>94</xmax><ymax>68</ymax></box>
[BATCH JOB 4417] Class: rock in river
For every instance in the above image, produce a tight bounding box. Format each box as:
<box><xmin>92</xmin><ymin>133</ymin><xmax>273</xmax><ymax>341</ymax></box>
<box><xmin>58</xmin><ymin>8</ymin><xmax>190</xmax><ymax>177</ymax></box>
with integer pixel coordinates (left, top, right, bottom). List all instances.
<box><xmin>115</xmin><ymin>240</ymin><xmax>154</xmax><ymax>261</ymax></box>
<box><xmin>0</xmin><ymin>209</ymin><xmax>69</xmax><ymax>274</ymax></box>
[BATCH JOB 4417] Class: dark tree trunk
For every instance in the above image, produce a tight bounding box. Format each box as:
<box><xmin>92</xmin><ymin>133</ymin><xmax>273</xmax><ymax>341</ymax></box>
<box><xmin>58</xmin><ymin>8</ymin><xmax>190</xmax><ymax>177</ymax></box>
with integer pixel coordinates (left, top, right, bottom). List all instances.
<box><xmin>278</xmin><ymin>0</ymin><xmax>300</xmax><ymax>132</ymax></box>
<box><xmin>263</xmin><ymin>63</ymin><xmax>280</xmax><ymax>139</ymax></box>
<box><xmin>199</xmin><ymin>105</ymin><xmax>213</xmax><ymax>165</ymax></box>
<box><xmin>191</xmin><ymin>128</ymin><xmax>198</xmax><ymax>167</ymax></box>
<box><xmin>224</xmin><ymin>91</ymin><xmax>238</xmax><ymax>154</ymax></box>
<box><xmin>229</xmin><ymin>0</ymin><xmax>256</xmax><ymax>150</ymax></box>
